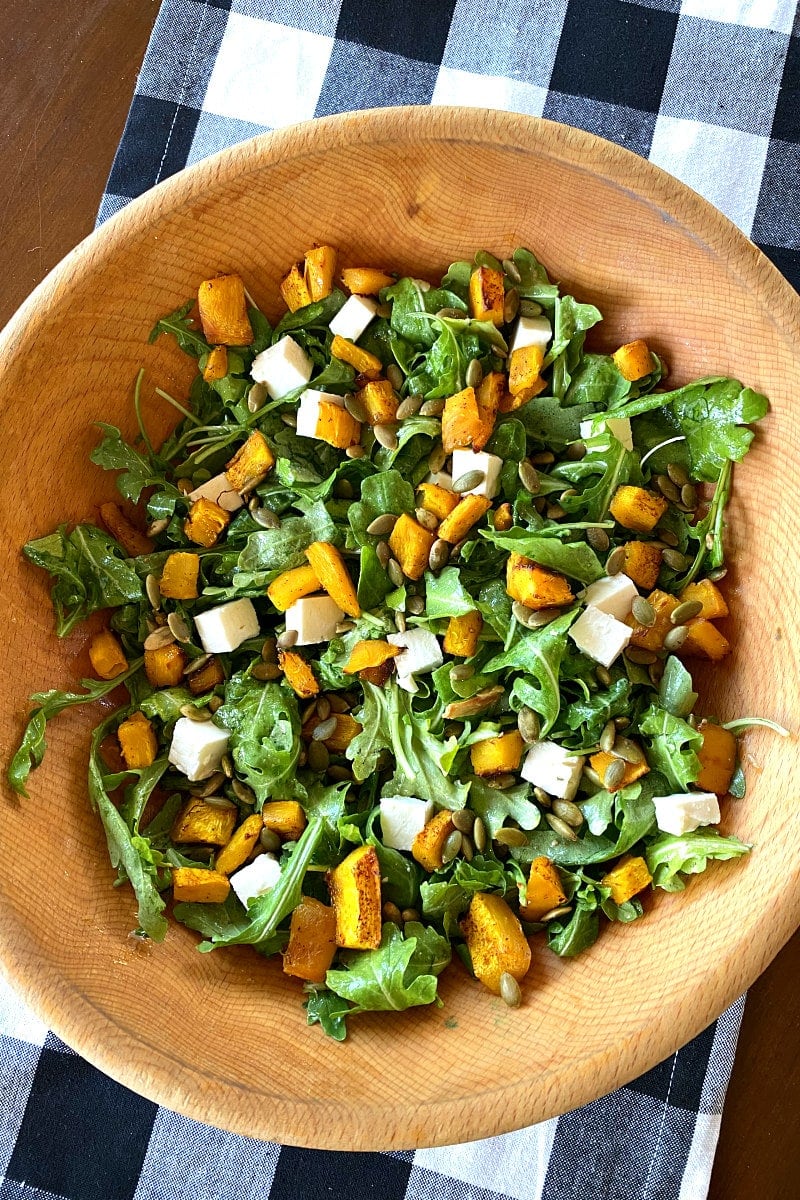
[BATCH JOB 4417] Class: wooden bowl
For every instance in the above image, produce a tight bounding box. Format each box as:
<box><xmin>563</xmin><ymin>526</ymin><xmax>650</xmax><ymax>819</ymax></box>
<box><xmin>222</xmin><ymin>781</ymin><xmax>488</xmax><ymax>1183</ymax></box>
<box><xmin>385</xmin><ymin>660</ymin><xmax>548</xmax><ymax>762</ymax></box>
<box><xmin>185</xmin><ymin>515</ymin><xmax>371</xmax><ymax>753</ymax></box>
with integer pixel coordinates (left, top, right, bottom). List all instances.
<box><xmin>0</xmin><ymin>108</ymin><xmax>797</xmax><ymax>1150</ymax></box>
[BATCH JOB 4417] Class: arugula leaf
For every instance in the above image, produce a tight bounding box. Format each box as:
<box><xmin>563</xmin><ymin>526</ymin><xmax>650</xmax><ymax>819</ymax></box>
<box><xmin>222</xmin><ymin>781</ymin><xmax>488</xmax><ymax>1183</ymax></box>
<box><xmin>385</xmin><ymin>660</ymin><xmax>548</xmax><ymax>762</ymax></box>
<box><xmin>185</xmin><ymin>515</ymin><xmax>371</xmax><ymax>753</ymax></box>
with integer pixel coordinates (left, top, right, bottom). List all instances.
<box><xmin>8</xmin><ymin>659</ymin><xmax>144</xmax><ymax>795</ymax></box>
<box><xmin>646</xmin><ymin>830</ymin><xmax>750</xmax><ymax>892</ymax></box>
<box><xmin>562</xmin><ymin>676</ymin><xmax>631</xmax><ymax>745</ymax></box>
<box><xmin>90</xmin><ymin>423</ymin><xmax>181</xmax><ymax>505</ymax></box>
<box><xmin>565</xmin><ymin>353</ymin><xmax>631</xmax><ymax>409</ymax></box>
<box><xmin>638</xmin><ymin>702</ymin><xmax>702</xmax><ymax>791</ymax></box>
<box><xmin>557</xmin><ymin>437</ymin><xmax>641</xmax><ymax>522</ymax></box>
<box><xmin>518</xmin><ymin>777</ymin><xmax>660</xmax><ymax>866</ymax></box>
<box><xmin>547</xmin><ymin>904</ymin><xmax>599</xmax><ymax>957</ymax></box>
<box><xmin>468</xmin><ymin>778</ymin><xmax>540</xmax><ymax>839</ymax></box>
<box><xmin>325</xmin><ymin>921</ymin><xmax>450</xmax><ymax>1013</ymax></box>
<box><xmin>484</xmin><ymin>611</ymin><xmax>577</xmax><ymax>736</ymax></box>
<box><xmin>149</xmin><ymin>298</ymin><xmax>209</xmax><ymax>357</ymax></box>
<box><xmin>357</xmin><ymin>544</ymin><xmax>393</xmax><ymax>611</ymax></box>
<box><xmin>383</xmin><ymin>278</ymin><xmax>467</xmax><ymax>347</ymax></box>
<box><xmin>424</xmin><ymin>567</ymin><xmax>477</xmax><ymax>619</ymax></box>
<box><xmin>217</xmin><ymin>676</ymin><xmax>302</xmax><ymax>804</ymax></box>
<box><xmin>305</xmin><ymin>987</ymin><xmax>350</xmax><ymax>1041</ymax></box>
<box><xmin>421</xmin><ymin>854</ymin><xmax>518</xmax><ymax>936</ymax></box>
<box><xmin>658</xmin><ymin>656</ymin><xmax>698</xmax><ymax>719</ymax></box>
<box><xmin>481</xmin><ymin>528</ymin><xmax>603</xmax><ymax>584</ymax></box>
<box><xmin>347</xmin><ymin>470</ymin><xmax>415</xmax><ymax>547</ymax></box>
<box><xmin>272</xmin><ymin>290</ymin><xmax>347</xmax><ymax>339</ymax></box>
<box><xmin>228</xmin><ymin>502</ymin><xmax>338</xmax><ymax>593</ymax></box>
<box><xmin>516</xmin><ymin>396</ymin><xmax>595</xmax><ymax>448</ymax></box>
<box><xmin>545</xmin><ymin>295</ymin><xmax>603</xmax><ymax>399</ymax></box>
<box><xmin>511</xmin><ymin>248</ymin><xmax>559</xmax><ymax>304</ymax></box>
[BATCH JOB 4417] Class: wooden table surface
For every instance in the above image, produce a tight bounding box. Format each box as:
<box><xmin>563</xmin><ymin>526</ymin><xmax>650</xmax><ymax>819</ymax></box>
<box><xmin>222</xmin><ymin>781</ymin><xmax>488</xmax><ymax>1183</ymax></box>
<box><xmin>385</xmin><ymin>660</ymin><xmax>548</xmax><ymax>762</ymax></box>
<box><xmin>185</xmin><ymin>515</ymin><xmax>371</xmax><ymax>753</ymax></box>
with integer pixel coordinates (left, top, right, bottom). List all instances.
<box><xmin>1</xmin><ymin>2</ymin><xmax>797</xmax><ymax>1194</ymax></box>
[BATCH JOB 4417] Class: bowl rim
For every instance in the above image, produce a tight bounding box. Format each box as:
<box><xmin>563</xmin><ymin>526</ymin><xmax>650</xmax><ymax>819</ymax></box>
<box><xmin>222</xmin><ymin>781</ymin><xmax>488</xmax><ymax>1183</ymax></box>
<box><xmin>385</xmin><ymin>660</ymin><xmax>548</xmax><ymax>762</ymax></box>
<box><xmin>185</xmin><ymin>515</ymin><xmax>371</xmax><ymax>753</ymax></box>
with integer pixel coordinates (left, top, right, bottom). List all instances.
<box><xmin>1</xmin><ymin>105</ymin><xmax>798</xmax><ymax>1149</ymax></box>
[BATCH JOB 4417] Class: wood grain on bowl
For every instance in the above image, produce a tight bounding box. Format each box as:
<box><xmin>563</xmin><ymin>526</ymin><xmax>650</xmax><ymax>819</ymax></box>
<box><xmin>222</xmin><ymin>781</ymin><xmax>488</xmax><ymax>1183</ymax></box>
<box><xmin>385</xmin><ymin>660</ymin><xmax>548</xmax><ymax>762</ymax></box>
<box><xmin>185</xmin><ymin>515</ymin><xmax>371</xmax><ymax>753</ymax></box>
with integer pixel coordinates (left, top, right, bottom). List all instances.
<box><xmin>0</xmin><ymin>108</ymin><xmax>798</xmax><ymax>1150</ymax></box>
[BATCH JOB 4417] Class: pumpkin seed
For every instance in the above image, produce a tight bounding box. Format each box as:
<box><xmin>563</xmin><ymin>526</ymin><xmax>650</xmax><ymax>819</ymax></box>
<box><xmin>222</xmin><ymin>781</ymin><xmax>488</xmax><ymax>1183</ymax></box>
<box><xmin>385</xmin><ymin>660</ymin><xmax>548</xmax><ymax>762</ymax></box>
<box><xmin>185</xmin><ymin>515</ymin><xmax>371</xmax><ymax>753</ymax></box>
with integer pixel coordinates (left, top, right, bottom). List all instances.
<box><xmin>494</xmin><ymin>826</ymin><xmax>528</xmax><ymax>847</ymax></box>
<box><xmin>247</xmin><ymin>382</ymin><xmax>268</xmax><ymax>413</ymax></box>
<box><xmin>512</xmin><ymin>601</ymin><xmax>535</xmax><ymax>628</ymax></box>
<box><xmin>708</xmin><ymin>566</ymin><xmax>727</xmax><ymax>582</ymax></box>
<box><xmin>436</xmin><ymin>307</ymin><xmax>465</xmax><ymax>320</ymax></box>
<box><xmin>449</xmin><ymin>538</ymin><xmax>467</xmax><ymax>559</ymax></box>
<box><xmin>260</xmin><ymin>828</ymin><xmax>281</xmax><ymax>853</ymax></box>
<box><xmin>167</xmin><ymin>611</ymin><xmax>191</xmax><ymax>643</ymax></box>
<box><xmin>401</xmin><ymin>907</ymin><xmax>421</xmax><ymax>923</ymax></box>
<box><xmin>681</xmin><ymin>483</ymin><xmax>698</xmax><ymax>509</ymax></box>
<box><xmin>376</xmin><ymin>540</ymin><xmax>391</xmax><ymax>568</ymax></box>
<box><xmin>301</xmin><ymin>700</ymin><xmax>318</xmax><ymax>724</ymax></box>
<box><xmin>564</xmin><ymin>440</ymin><xmax>587</xmax><ymax>461</ymax></box>
<box><xmin>396</xmin><ymin>395</ymin><xmax>423</xmax><ymax>419</ymax></box>
<box><xmin>649</xmin><ymin>660</ymin><xmax>665</xmax><ymax>686</ymax></box>
<box><xmin>395</xmin><ymin>610</ymin><xmax>407</xmax><ymax>634</ymax></box>
<box><xmin>546</xmin><ymin>503</ymin><xmax>566</xmax><ymax>521</ymax></box>
<box><xmin>502</xmin><ymin>288</ymin><xmax>520</xmax><ymax>324</ymax></box>
<box><xmin>251</xmin><ymin>661</ymin><xmax>283</xmax><ymax>681</ymax></box>
<box><xmin>313</xmin><ymin>696</ymin><xmax>330</xmax><ymax>722</ymax></box>
<box><xmin>658</xmin><ymin>528</ymin><xmax>680</xmax><ymax>547</ymax></box>
<box><xmin>582</xmin><ymin>765</ymin><xmax>604</xmax><ymax>788</ymax></box>
<box><xmin>253</xmin><ymin>507</ymin><xmax>280</xmax><ymax>530</ymax></box>
<box><xmin>546</xmin><ymin>812</ymin><xmax>578</xmax><ymax>840</ymax></box>
<box><xmin>387</xmin><ymin>558</ymin><xmax>404</xmax><ymax>587</ymax></box>
<box><xmin>232</xmin><ymin>778</ymin><xmax>256</xmax><ymax>806</ymax></box>
<box><xmin>346</xmin><ymin>445</ymin><xmax>365</xmax><ymax>459</ymax></box>
<box><xmin>407</xmin><ymin>594</ymin><xmax>425</xmax><ymax>615</ymax></box>
<box><xmin>344</xmin><ymin>393</ymin><xmax>367</xmax><ymax>421</ymax></box>
<box><xmin>461</xmin><ymin>833</ymin><xmax>474</xmax><ymax>862</ymax></box>
<box><xmin>655</xmin><ymin>474</ymin><xmax>681</xmax><ymax>503</ymax></box>
<box><xmin>530</xmin><ymin>450</ymin><xmax>555</xmax><ymax>465</ymax></box>
<box><xmin>465</xmin><ymin>358</ymin><xmax>484</xmax><ymax>389</ymax></box>
<box><xmin>180</xmin><ymin>703</ymin><xmax>212</xmax><ymax>722</ymax></box>
<box><xmin>452</xmin><ymin>469</ymin><xmax>485</xmax><ymax>493</ymax></box>
<box><xmin>614</xmin><ymin>716</ymin><xmax>630</xmax><ymax>729</ymax></box>
<box><xmin>208</xmin><ymin>695</ymin><xmax>223</xmax><ymax>713</ymax></box>
<box><xmin>442</xmin><ymin>830</ymin><xmax>463</xmax><ymax>863</ymax></box>
<box><xmin>663</xmin><ymin>548</ymin><xmax>689</xmax><ymax>571</ymax></box>
<box><xmin>382</xmin><ymin>901</ymin><xmax>403</xmax><ymax>925</ymax></box>
<box><xmin>539</xmin><ymin>905</ymin><xmax>573</xmax><ymax>923</ymax></box>
<box><xmin>146</xmin><ymin>518</ymin><xmax>169</xmax><ymax>538</ymax></box>
<box><xmin>502</xmin><ymin>257</ymin><xmax>522</xmax><ymax>283</ymax></box>
<box><xmin>184</xmin><ymin>652</ymin><xmax>212</xmax><ymax>677</ymax></box>
<box><xmin>281</xmin><ymin>411</ymin><xmax>297</xmax><ymax>428</ymax></box>
<box><xmin>327</xmin><ymin>694</ymin><xmax>350</xmax><ymax>713</ymax></box>
<box><xmin>248</xmin><ymin>495</ymin><xmax>261</xmax><ymax>514</ymax></box>
<box><xmin>450</xmin><ymin>663</ymin><xmax>474</xmax><ymax>684</ymax></box>
<box><xmin>428</xmin><ymin>444</ymin><xmax>447</xmax><ymax>474</ymax></box>
<box><xmin>595</xmin><ymin>665</ymin><xmax>612</xmax><ymax>687</ymax></box>
<box><xmin>261</xmin><ymin>637</ymin><xmax>278</xmax><ymax>662</ymax></box>
<box><xmin>631</xmin><ymin>596</ymin><xmax>656</xmax><ymax>627</ymax></box>
<box><xmin>626</xmin><ymin>647</ymin><xmax>659</xmax><ymax>666</ymax></box>
<box><xmin>666</xmin><ymin>462</ymin><xmax>689</xmax><ymax>487</ymax></box>
<box><xmin>552</xmin><ymin>799</ymin><xmax>583</xmax><ymax>828</ymax></box>
<box><xmin>533</xmin><ymin>496</ymin><xmax>547</xmax><ymax>514</ymax></box>
<box><xmin>190</xmin><ymin>771</ymin><xmax>226</xmax><ymax>797</ymax></box>
<box><xmin>518</xmin><ymin>460</ymin><xmax>540</xmax><ymax>494</ymax></box>
<box><xmin>277</xmin><ymin>629</ymin><xmax>298</xmax><ymax>650</ymax></box>
<box><xmin>415</xmin><ymin>507</ymin><xmax>439</xmax><ymax>532</ymax></box>
<box><xmin>312</xmin><ymin>717</ymin><xmax>337</xmax><ymax>743</ymax></box>
<box><xmin>145</xmin><ymin>573</ymin><xmax>161</xmax><ymax>610</ymax></box>
<box><xmin>486</xmin><ymin>773</ymin><xmax>517</xmax><ymax>790</ymax></box>
<box><xmin>367</xmin><ymin>513</ymin><xmax>398</xmax><ymax>537</ymax></box>
<box><xmin>428</xmin><ymin>539</ymin><xmax>450</xmax><ymax>573</ymax></box>
<box><xmin>599</xmin><ymin>719</ymin><xmax>617</xmax><ymax>753</ymax></box>
<box><xmin>613</xmin><ymin>736</ymin><xmax>644</xmax><ymax>764</ymax></box>
<box><xmin>307</xmin><ymin>740</ymin><xmax>330</xmax><ymax>773</ymax></box>
<box><xmin>442</xmin><ymin>686</ymin><xmax>504</xmax><ymax>720</ymax></box>
<box><xmin>143</xmin><ymin>626</ymin><xmax>176</xmax><ymax>651</ymax></box>
<box><xmin>533</xmin><ymin>786</ymin><xmax>551</xmax><ymax>808</ymax></box>
<box><xmin>204</xmin><ymin>796</ymin><xmax>237</xmax><ymax>810</ymax></box>
<box><xmin>221</xmin><ymin>754</ymin><xmax>234</xmax><ymax>778</ymax></box>
<box><xmin>604</xmin><ymin>758</ymin><xmax>627</xmax><ymax>789</ymax></box>
<box><xmin>473</xmin><ymin>816</ymin><xmax>487</xmax><ymax>852</ymax></box>
<box><xmin>519</xmin><ymin>298</ymin><xmax>542</xmax><ymax>317</ymax></box>
<box><xmin>671</xmin><ymin>599</ymin><xmax>703</xmax><ymax>625</ymax></box>
<box><xmin>499</xmin><ymin>971</ymin><xmax>522</xmax><ymax>1008</ymax></box>
<box><xmin>386</xmin><ymin>363</ymin><xmax>404</xmax><ymax>391</ymax></box>
<box><xmin>177</xmin><ymin>477</ymin><xmax>193</xmax><ymax>495</ymax></box>
<box><xmin>586</xmin><ymin>527</ymin><xmax>610</xmax><ymax>553</ymax></box>
<box><xmin>518</xmin><ymin>706</ymin><xmax>540</xmax><ymax>744</ymax></box>
<box><xmin>374</xmin><ymin>423</ymin><xmax>398</xmax><ymax>450</ymax></box>
<box><xmin>335</xmin><ymin>620</ymin><xmax>356</xmax><ymax>634</ymax></box>
<box><xmin>452</xmin><ymin>808</ymin><xmax>475</xmax><ymax>833</ymax></box>
<box><xmin>334</xmin><ymin>478</ymin><xmax>354</xmax><ymax>500</ymax></box>
<box><xmin>327</xmin><ymin>764</ymin><xmax>353</xmax><ymax>782</ymax></box>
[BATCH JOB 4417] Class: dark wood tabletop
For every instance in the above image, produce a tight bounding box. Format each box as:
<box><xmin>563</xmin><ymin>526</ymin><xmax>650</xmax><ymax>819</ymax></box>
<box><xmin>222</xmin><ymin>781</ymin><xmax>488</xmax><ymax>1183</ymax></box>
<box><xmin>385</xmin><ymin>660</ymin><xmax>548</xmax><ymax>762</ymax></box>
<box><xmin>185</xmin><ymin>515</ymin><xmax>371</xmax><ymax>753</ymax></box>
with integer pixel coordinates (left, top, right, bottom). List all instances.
<box><xmin>2</xmin><ymin>2</ymin><xmax>797</xmax><ymax>1194</ymax></box>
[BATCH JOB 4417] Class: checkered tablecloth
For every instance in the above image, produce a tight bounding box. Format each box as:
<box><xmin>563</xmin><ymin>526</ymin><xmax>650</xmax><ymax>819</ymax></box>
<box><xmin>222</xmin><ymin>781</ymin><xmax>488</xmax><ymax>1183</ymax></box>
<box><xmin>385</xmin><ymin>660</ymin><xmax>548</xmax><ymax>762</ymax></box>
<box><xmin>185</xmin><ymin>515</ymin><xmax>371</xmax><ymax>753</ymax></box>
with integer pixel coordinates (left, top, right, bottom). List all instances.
<box><xmin>3</xmin><ymin>2</ymin><xmax>797</xmax><ymax>1198</ymax></box>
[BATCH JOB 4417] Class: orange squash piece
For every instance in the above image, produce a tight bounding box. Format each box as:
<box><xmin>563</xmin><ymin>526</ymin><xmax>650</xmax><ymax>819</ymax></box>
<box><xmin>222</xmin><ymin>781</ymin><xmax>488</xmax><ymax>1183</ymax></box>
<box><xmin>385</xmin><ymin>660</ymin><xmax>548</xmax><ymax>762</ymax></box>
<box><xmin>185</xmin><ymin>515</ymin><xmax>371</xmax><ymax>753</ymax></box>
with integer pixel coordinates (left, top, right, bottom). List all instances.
<box><xmin>303</xmin><ymin>245</ymin><xmax>337</xmax><ymax>302</ymax></box>
<box><xmin>144</xmin><ymin>643</ymin><xmax>186</xmax><ymax>687</ymax></box>
<box><xmin>215</xmin><ymin>814</ymin><xmax>264</xmax><ymax>876</ymax></box>
<box><xmin>330</xmin><ymin>335</ymin><xmax>382</xmax><ymax>378</ymax></box>
<box><xmin>341</xmin><ymin>267</ymin><xmax>395</xmax><ymax>295</ymax></box>
<box><xmin>262</xmin><ymin>801</ymin><xmax>308</xmax><ymax>842</ymax></box>
<box><xmin>416</xmin><ymin>482</ymin><xmax>459</xmax><ymax>521</ymax></box>
<box><xmin>521</xmin><ymin>857</ymin><xmax>568</xmax><ymax>922</ymax></box>
<box><xmin>304</xmin><ymin>541</ymin><xmax>360</xmax><ymax>618</ymax></box>
<box><xmin>197</xmin><ymin>274</ymin><xmax>253</xmax><ymax>345</ymax></box>
<box><xmin>412</xmin><ymin>810</ymin><xmax>456</xmax><ymax>873</ymax></box>
<box><xmin>283</xmin><ymin>896</ymin><xmax>338</xmax><ymax>982</ymax></box>
<box><xmin>696</xmin><ymin>721</ymin><xmax>737</xmax><ymax>795</ymax></box>
<box><xmin>280</xmin><ymin>263</ymin><xmax>312</xmax><ymax>312</ymax></box>
<box><xmin>443</xmin><ymin>610</ymin><xmax>483</xmax><ymax>657</ymax></box>
<box><xmin>267</xmin><ymin>564</ymin><xmax>321</xmax><ymax>612</ymax></box>
<box><xmin>343</xmin><ymin>640</ymin><xmax>399</xmax><ymax>674</ymax></box>
<box><xmin>278</xmin><ymin>649</ymin><xmax>319</xmax><ymax>699</ymax></box>
<box><xmin>203</xmin><ymin>345</ymin><xmax>229</xmax><ymax>383</ymax></box>
<box><xmin>159</xmin><ymin>552</ymin><xmax>200</xmax><ymax>600</ymax></box>
<box><xmin>117</xmin><ymin>712</ymin><xmax>158</xmax><ymax>769</ymax></box>
<box><xmin>506</xmin><ymin>553</ymin><xmax>574</xmax><ymax>609</ymax></box>
<box><xmin>469</xmin><ymin>266</ymin><xmax>504</xmax><ymax>325</ymax></box>
<box><xmin>437</xmin><ymin>494</ymin><xmax>492</xmax><ymax>545</ymax></box>
<box><xmin>620</xmin><ymin>541</ymin><xmax>662</xmax><ymax>591</ymax></box>
<box><xmin>613</xmin><ymin>339</ymin><xmax>654</xmax><ymax>382</ymax></box>
<box><xmin>589</xmin><ymin>751</ymin><xmax>649</xmax><ymax>793</ymax></box>
<box><xmin>88</xmin><ymin>630</ymin><xmax>128</xmax><ymax>680</ymax></box>
<box><xmin>357</xmin><ymin>379</ymin><xmax>398</xmax><ymax>425</ymax></box>
<box><xmin>184</xmin><ymin>497</ymin><xmax>230</xmax><ymax>547</ymax></box>
<box><xmin>388</xmin><ymin>513</ymin><xmax>436</xmax><ymax>581</ymax></box>
<box><xmin>678</xmin><ymin>579</ymin><xmax>729</xmax><ymax>621</ymax></box>
<box><xmin>461</xmin><ymin>893</ymin><xmax>531</xmax><ymax>994</ymax></box>
<box><xmin>225</xmin><ymin>431</ymin><xmax>275</xmax><ymax>492</ymax></box>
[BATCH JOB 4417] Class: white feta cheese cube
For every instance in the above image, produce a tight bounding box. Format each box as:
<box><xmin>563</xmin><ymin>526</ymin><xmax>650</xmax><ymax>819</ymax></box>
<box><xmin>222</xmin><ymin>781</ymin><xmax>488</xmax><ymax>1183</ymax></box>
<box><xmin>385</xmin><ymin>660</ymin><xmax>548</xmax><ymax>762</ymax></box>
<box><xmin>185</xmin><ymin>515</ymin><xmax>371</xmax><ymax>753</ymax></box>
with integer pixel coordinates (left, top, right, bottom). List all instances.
<box><xmin>425</xmin><ymin>471</ymin><xmax>453</xmax><ymax>490</ymax></box>
<box><xmin>450</xmin><ymin>449</ymin><xmax>503</xmax><ymax>499</ymax></box>
<box><xmin>521</xmin><ymin>741</ymin><xmax>585</xmax><ymax>800</ymax></box>
<box><xmin>188</xmin><ymin>471</ymin><xmax>244</xmax><ymax>513</ymax></box>
<box><xmin>380</xmin><ymin>795</ymin><xmax>434</xmax><ymax>852</ymax></box>
<box><xmin>168</xmin><ymin>717</ymin><xmax>229</xmax><ymax>781</ymax></box>
<box><xmin>387</xmin><ymin>627</ymin><xmax>443</xmax><ymax>693</ymax></box>
<box><xmin>296</xmin><ymin>388</ymin><xmax>344</xmax><ymax>439</ymax></box>
<box><xmin>251</xmin><ymin>335</ymin><xmax>312</xmax><ymax>399</ymax></box>
<box><xmin>582</xmin><ymin>575</ymin><xmax>638</xmax><ymax>620</ymax></box>
<box><xmin>653</xmin><ymin>792</ymin><xmax>721</xmax><ymax>837</ymax></box>
<box><xmin>285</xmin><ymin>595</ymin><xmax>344</xmax><ymax>645</ymax></box>
<box><xmin>193</xmin><ymin>598</ymin><xmax>260</xmax><ymax>654</ymax></box>
<box><xmin>328</xmin><ymin>294</ymin><xmax>378</xmax><ymax>342</ymax></box>
<box><xmin>230</xmin><ymin>854</ymin><xmax>282</xmax><ymax>909</ymax></box>
<box><xmin>510</xmin><ymin>314</ymin><xmax>552</xmax><ymax>355</ymax></box>
<box><xmin>579</xmin><ymin>416</ymin><xmax>633</xmax><ymax>452</ymax></box>
<box><xmin>569</xmin><ymin>605</ymin><xmax>632</xmax><ymax>668</ymax></box>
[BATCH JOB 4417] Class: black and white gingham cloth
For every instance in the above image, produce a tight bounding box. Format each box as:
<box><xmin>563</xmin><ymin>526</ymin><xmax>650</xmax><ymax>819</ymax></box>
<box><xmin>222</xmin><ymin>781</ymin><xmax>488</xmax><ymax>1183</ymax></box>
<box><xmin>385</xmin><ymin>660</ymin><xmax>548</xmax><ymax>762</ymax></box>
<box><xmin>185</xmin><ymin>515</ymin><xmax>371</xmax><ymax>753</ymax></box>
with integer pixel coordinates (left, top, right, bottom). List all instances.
<box><xmin>3</xmin><ymin>2</ymin><xmax>795</xmax><ymax>1197</ymax></box>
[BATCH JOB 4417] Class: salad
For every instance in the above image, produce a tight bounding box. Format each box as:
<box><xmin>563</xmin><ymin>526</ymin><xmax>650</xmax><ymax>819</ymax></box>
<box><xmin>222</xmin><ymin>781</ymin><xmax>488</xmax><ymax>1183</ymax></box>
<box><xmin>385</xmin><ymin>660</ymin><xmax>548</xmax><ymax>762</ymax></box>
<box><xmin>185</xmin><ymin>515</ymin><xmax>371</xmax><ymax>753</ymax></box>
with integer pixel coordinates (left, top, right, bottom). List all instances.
<box><xmin>9</xmin><ymin>245</ymin><xmax>786</xmax><ymax>1039</ymax></box>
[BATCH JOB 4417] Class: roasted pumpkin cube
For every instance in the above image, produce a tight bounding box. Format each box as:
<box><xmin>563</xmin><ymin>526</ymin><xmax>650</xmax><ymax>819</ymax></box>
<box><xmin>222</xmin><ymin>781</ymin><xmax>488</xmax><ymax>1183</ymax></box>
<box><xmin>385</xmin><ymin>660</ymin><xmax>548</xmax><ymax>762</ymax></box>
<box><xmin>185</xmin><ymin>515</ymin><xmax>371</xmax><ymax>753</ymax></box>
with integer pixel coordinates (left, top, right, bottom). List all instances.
<box><xmin>203</xmin><ymin>345</ymin><xmax>228</xmax><ymax>383</ymax></box>
<box><xmin>471</xmin><ymin>730</ymin><xmax>525</xmax><ymax>777</ymax></box>
<box><xmin>172</xmin><ymin>867</ymin><xmax>231</xmax><ymax>904</ymax></box>
<box><xmin>341</xmin><ymin>266</ymin><xmax>394</xmax><ymax>294</ymax></box>
<box><xmin>388</xmin><ymin>512</ymin><xmax>436</xmax><ymax>581</ymax></box>
<box><xmin>626</xmin><ymin>588</ymin><xmax>679</xmax><ymax>651</ymax></box>
<box><xmin>187</xmin><ymin>655</ymin><xmax>225</xmax><ymax>696</ymax></box>
<box><xmin>601</xmin><ymin>855</ymin><xmax>652</xmax><ymax>905</ymax></box>
<box><xmin>589</xmin><ymin>751</ymin><xmax>649</xmax><ymax>793</ymax></box>
<box><xmin>327</xmin><ymin>844</ymin><xmax>382</xmax><ymax>950</ymax></box>
<box><xmin>437</xmin><ymin>494</ymin><xmax>492</xmax><ymax>545</ymax></box>
<box><xmin>117</xmin><ymin>712</ymin><xmax>158</xmax><ymax>769</ymax></box>
<box><xmin>317</xmin><ymin>399</ymin><xmax>362</xmax><ymax>449</ymax></box>
<box><xmin>159</xmin><ymin>552</ymin><xmax>200</xmax><ymax>600</ymax></box>
<box><xmin>330</xmin><ymin>335</ymin><xmax>382</xmax><ymax>378</ymax></box>
<box><xmin>279</xmin><ymin>649</ymin><xmax>319</xmax><ymax>699</ymax></box>
<box><xmin>343</xmin><ymin>640</ymin><xmax>399</xmax><ymax>674</ymax></box>
<box><xmin>613</xmin><ymin>339</ymin><xmax>654</xmax><ymax>382</ymax></box>
<box><xmin>680</xmin><ymin>619</ymin><xmax>731</xmax><ymax>661</ymax></box>
<box><xmin>521</xmin><ymin>857</ymin><xmax>567</xmax><ymax>922</ymax></box>
<box><xmin>184</xmin><ymin>496</ymin><xmax>231</xmax><ymax>547</ymax></box>
<box><xmin>609</xmin><ymin>486</ymin><xmax>668</xmax><ymax>533</ymax></box>
<box><xmin>443</xmin><ymin>610</ymin><xmax>483</xmax><ymax>658</ymax></box>
<box><xmin>696</xmin><ymin>721</ymin><xmax>737</xmax><ymax>795</ymax></box>
<box><xmin>304</xmin><ymin>245</ymin><xmax>337</xmax><ymax>302</ymax></box>
<box><xmin>225</xmin><ymin>431</ymin><xmax>275</xmax><ymax>493</ymax></box>
<box><xmin>679</xmin><ymin>579</ymin><xmax>729</xmax><ymax>621</ymax></box>
<box><xmin>198</xmin><ymin>274</ymin><xmax>253</xmax><ymax>345</ymax></box>
<box><xmin>442</xmin><ymin>386</ymin><xmax>483</xmax><ymax>453</ymax></box>
<box><xmin>506</xmin><ymin>553</ymin><xmax>574</xmax><ymax>610</ymax></box>
<box><xmin>262</xmin><ymin>801</ymin><xmax>308</xmax><ymax>842</ymax></box>
<box><xmin>172</xmin><ymin>795</ymin><xmax>238</xmax><ymax>846</ymax></box>
<box><xmin>461</xmin><ymin>892</ymin><xmax>531</xmax><ymax>994</ymax></box>
<box><xmin>417</xmin><ymin>482</ymin><xmax>459</xmax><ymax>522</ymax></box>
<box><xmin>283</xmin><ymin>896</ymin><xmax>338</xmax><ymax>982</ymax></box>
<box><xmin>99</xmin><ymin>502</ymin><xmax>153</xmax><ymax>557</ymax></box>
<box><xmin>469</xmin><ymin>265</ymin><xmax>504</xmax><ymax>325</ymax></box>
<box><xmin>621</xmin><ymin>540</ymin><xmax>662</xmax><ymax>591</ymax></box>
<box><xmin>475</xmin><ymin>372</ymin><xmax>505</xmax><ymax>446</ymax></box>
<box><xmin>508</xmin><ymin>345</ymin><xmax>547</xmax><ymax>403</ymax></box>
<box><xmin>303</xmin><ymin>712</ymin><xmax>362</xmax><ymax>752</ymax></box>
<box><xmin>280</xmin><ymin>262</ymin><xmax>312</xmax><ymax>312</ymax></box>
<box><xmin>88</xmin><ymin>630</ymin><xmax>128</xmax><ymax>680</ymax></box>
<box><xmin>215</xmin><ymin>814</ymin><xmax>263</xmax><ymax>876</ymax></box>
<box><xmin>144</xmin><ymin>643</ymin><xmax>187</xmax><ymax>687</ymax></box>
<box><xmin>494</xmin><ymin>502</ymin><xmax>513</xmax><ymax>531</ymax></box>
<box><xmin>412</xmin><ymin>809</ymin><xmax>456</xmax><ymax>873</ymax></box>
<box><xmin>267</xmin><ymin>564</ymin><xmax>321</xmax><ymax>612</ymax></box>
<box><xmin>357</xmin><ymin>379</ymin><xmax>398</xmax><ymax>426</ymax></box>
<box><xmin>305</xmin><ymin>541</ymin><xmax>360</xmax><ymax>618</ymax></box>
